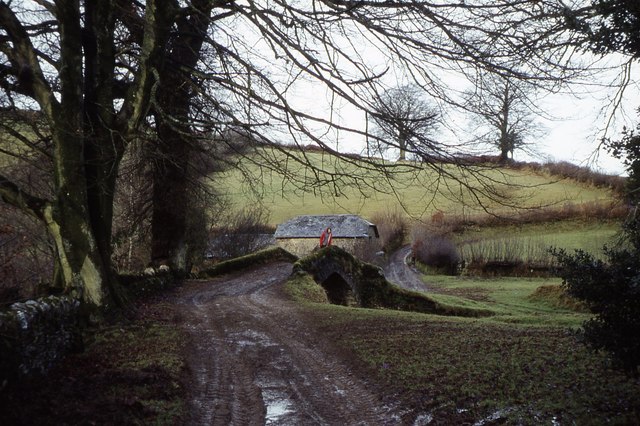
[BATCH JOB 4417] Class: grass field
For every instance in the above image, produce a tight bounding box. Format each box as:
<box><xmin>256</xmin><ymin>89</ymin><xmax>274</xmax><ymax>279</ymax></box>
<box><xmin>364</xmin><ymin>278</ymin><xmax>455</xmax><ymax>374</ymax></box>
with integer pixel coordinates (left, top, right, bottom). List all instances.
<box><xmin>455</xmin><ymin>220</ymin><xmax>621</xmax><ymax>265</ymax></box>
<box><xmin>211</xmin><ymin>148</ymin><xmax>617</xmax><ymax>225</ymax></box>
<box><xmin>310</xmin><ymin>306</ymin><xmax>639</xmax><ymax>424</ymax></box>
<box><xmin>289</xmin><ymin>273</ymin><xmax>640</xmax><ymax>424</ymax></box>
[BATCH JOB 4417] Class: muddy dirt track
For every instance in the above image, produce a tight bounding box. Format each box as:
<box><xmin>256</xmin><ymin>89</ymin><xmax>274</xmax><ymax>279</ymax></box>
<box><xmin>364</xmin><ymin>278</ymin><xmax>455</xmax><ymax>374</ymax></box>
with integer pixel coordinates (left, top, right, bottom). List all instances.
<box><xmin>176</xmin><ymin>261</ymin><xmax>410</xmax><ymax>425</ymax></box>
<box><xmin>383</xmin><ymin>245</ymin><xmax>429</xmax><ymax>293</ymax></box>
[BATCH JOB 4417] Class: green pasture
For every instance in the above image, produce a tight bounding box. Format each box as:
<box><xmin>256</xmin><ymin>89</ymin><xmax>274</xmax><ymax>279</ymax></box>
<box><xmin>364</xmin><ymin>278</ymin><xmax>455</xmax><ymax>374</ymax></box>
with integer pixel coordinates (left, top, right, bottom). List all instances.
<box><xmin>420</xmin><ymin>275</ymin><xmax>588</xmax><ymax>327</ymax></box>
<box><xmin>289</xmin><ymin>269</ymin><xmax>638</xmax><ymax>424</ymax></box>
<box><xmin>421</xmin><ymin>220</ymin><xmax>621</xmax><ymax>326</ymax></box>
<box><xmin>211</xmin><ymin>148</ymin><xmax>616</xmax><ymax>225</ymax></box>
<box><xmin>455</xmin><ymin>220</ymin><xmax>621</xmax><ymax>264</ymax></box>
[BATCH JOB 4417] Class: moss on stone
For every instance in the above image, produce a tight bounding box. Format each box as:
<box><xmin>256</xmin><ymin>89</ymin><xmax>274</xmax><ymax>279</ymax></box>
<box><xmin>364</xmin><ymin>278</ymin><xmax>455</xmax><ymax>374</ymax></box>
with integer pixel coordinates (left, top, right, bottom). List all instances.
<box><xmin>0</xmin><ymin>296</ymin><xmax>81</xmax><ymax>385</ymax></box>
<box><xmin>197</xmin><ymin>246</ymin><xmax>298</xmax><ymax>278</ymax></box>
<box><xmin>284</xmin><ymin>272</ymin><xmax>330</xmax><ymax>304</ymax></box>
<box><xmin>295</xmin><ymin>246</ymin><xmax>494</xmax><ymax>318</ymax></box>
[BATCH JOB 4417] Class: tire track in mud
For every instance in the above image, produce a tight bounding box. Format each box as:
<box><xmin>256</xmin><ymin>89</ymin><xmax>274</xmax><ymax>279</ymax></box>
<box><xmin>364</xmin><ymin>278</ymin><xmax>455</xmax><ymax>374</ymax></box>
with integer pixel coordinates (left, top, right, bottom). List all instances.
<box><xmin>177</xmin><ymin>262</ymin><xmax>398</xmax><ymax>425</ymax></box>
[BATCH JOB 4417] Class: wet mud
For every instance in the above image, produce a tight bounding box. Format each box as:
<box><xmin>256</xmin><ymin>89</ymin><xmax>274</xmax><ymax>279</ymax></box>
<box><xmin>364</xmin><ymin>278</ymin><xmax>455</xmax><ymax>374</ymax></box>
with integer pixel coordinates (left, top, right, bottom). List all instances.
<box><xmin>177</xmin><ymin>262</ymin><xmax>400</xmax><ymax>425</ymax></box>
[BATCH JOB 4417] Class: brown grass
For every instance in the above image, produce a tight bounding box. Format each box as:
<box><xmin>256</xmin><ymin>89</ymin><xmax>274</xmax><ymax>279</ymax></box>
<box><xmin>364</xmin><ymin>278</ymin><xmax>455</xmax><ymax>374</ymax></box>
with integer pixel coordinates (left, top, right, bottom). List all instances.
<box><xmin>420</xmin><ymin>200</ymin><xmax>629</xmax><ymax>234</ymax></box>
<box><xmin>528</xmin><ymin>284</ymin><xmax>589</xmax><ymax>312</ymax></box>
<box><xmin>370</xmin><ymin>208</ymin><xmax>408</xmax><ymax>254</ymax></box>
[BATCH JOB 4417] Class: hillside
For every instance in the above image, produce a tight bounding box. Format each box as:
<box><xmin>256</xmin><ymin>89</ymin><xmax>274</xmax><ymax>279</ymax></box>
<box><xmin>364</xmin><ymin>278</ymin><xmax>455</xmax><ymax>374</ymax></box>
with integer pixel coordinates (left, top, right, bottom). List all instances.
<box><xmin>210</xmin><ymin>147</ymin><xmax>622</xmax><ymax>225</ymax></box>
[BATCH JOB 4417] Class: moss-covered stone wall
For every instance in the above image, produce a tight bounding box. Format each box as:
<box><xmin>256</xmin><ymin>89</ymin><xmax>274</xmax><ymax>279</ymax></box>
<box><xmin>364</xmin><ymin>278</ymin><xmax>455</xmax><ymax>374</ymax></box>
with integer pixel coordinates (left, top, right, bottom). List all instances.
<box><xmin>0</xmin><ymin>296</ymin><xmax>81</xmax><ymax>386</ymax></box>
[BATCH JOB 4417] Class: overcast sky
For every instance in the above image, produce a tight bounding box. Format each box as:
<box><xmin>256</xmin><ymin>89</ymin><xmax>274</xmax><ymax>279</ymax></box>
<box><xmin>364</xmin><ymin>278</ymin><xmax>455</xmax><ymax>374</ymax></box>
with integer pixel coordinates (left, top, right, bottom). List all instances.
<box><xmin>282</xmin><ymin>49</ymin><xmax>639</xmax><ymax>176</ymax></box>
<box><xmin>300</xmin><ymin>67</ymin><xmax>639</xmax><ymax>176</ymax></box>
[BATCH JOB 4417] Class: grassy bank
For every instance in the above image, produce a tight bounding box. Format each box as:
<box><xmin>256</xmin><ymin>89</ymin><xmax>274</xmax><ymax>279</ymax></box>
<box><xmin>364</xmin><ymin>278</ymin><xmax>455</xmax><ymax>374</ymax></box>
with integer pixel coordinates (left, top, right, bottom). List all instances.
<box><xmin>306</xmin><ymin>306</ymin><xmax>639</xmax><ymax>424</ymax></box>
<box><xmin>286</xmin><ymin>272</ymin><xmax>640</xmax><ymax>424</ymax></box>
<box><xmin>421</xmin><ymin>275</ymin><xmax>589</xmax><ymax>327</ymax></box>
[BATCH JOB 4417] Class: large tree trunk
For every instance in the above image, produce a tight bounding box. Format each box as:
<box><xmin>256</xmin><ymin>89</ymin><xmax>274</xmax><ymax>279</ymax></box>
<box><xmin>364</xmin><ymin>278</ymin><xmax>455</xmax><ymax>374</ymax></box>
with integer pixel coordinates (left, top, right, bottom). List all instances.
<box><xmin>150</xmin><ymin>116</ymin><xmax>191</xmax><ymax>270</ymax></box>
<box><xmin>45</xmin><ymin>1</ymin><xmax>116</xmax><ymax>309</ymax></box>
<box><xmin>150</xmin><ymin>1</ymin><xmax>213</xmax><ymax>273</ymax></box>
<box><xmin>499</xmin><ymin>137</ymin><xmax>511</xmax><ymax>163</ymax></box>
<box><xmin>398</xmin><ymin>131</ymin><xmax>407</xmax><ymax>161</ymax></box>
<box><xmin>43</xmin><ymin>202</ymin><xmax>114</xmax><ymax>308</ymax></box>
<box><xmin>0</xmin><ymin>0</ymin><xmax>175</xmax><ymax>311</ymax></box>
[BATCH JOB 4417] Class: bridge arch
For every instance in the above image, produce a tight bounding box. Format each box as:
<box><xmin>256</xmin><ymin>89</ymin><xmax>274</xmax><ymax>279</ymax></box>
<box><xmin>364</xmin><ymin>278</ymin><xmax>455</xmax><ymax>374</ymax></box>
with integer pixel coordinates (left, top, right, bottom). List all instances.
<box><xmin>295</xmin><ymin>249</ymin><xmax>360</xmax><ymax>306</ymax></box>
<box><xmin>321</xmin><ymin>272</ymin><xmax>356</xmax><ymax>305</ymax></box>
<box><xmin>291</xmin><ymin>245</ymin><xmax>493</xmax><ymax>317</ymax></box>
<box><xmin>292</xmin><ymin>246</ymin><xmax>371</xmax><ymax>306</ymax></box>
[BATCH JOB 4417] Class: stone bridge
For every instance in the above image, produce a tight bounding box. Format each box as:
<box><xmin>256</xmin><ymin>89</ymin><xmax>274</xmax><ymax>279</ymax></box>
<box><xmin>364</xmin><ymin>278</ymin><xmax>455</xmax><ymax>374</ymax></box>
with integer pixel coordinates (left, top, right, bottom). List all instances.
<box><xmin>293</xmin><ymin>245</ymin><xmax>493</xmax><ymax>318</ymax></box>
<box><xmin>293</xmin><ymin>246</ymin><xmax>376</xmax><ymax>305</ymax></box>
<box><xmin>293</xmin><ymin>246</ymin><xmax>431</xmax><ymax>310</ymax></box>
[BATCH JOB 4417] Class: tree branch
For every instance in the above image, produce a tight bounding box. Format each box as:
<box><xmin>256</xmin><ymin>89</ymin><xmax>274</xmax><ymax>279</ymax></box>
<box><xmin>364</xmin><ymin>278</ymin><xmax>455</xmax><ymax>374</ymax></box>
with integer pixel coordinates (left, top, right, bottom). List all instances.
<box><xmin>0</xmin><ymin>1</ymin><xmax>58</xmax><ymax>122</ymax></box>
<box><xmin>0</xmin><ymin>173</ymin><xmax>50</xmax><ymax>220</ymax></box>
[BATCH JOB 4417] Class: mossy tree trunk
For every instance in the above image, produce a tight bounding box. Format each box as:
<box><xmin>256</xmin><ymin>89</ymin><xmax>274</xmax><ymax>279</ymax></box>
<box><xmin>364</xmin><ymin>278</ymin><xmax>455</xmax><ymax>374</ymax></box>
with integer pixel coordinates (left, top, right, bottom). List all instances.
<box><xmin>0</xmin><ymin>0</ymin><xmax>175</xmax><ymax>311</ymax></box>
<box><xmin>150</xmin><ymin>0</ymin><xmax>213</xmax><ymax>273</ymax></box>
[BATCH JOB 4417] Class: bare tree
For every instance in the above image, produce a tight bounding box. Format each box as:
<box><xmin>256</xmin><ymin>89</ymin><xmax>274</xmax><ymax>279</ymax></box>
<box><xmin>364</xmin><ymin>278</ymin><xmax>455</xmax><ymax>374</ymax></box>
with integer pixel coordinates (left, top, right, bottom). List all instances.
<box><xmin>0</xmin><ymin>0</ymin><xmax>625</xmax><ymax>310</ymax></box>
<box><xmin>464</xmin><ymin>74</ymin><xmax>544</xmax><ymax>163</ymax></box>
<box><xmin>0</xmin><ymin>0</ymin><xmax>174</xmax><ymax>309</ymax></box>
<box><xmin>367</xmin><ymin>85</ymin><xmax>441</xmax><ymax>161</ymax></box>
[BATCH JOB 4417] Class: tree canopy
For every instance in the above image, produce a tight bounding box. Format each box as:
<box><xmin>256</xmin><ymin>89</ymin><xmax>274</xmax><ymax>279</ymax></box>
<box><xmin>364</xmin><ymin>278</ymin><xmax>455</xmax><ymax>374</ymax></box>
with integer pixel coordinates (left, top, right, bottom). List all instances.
<box><xmin>368</xmin><ymin>85</ymin><xmax>441</xmax><ymax>161</ymax></box>
<box><xmin>564</xmin><ymin>0</ymin><xmax>640</xmax><ymax>59</ymax></box>
<box><xmin>0</xmin><ymin>0</ymin><xmax>632</xmax><ymax>310</ymax></box>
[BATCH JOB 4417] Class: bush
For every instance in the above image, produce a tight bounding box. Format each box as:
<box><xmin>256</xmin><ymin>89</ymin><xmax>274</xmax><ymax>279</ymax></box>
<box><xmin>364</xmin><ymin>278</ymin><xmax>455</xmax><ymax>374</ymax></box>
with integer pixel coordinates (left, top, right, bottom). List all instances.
<box><xmin>551</xmin><ymin>118</ymin><xmax>640</xmax><ymax>377</ymax></box>
<box><xmin>207</xmin><ymin>205</ymin><xmax>275</xmax><ymax>261</ymax></box>
<box><xmin>111</xmin><ymin>141</ymin><xmax>152</xmax><ymax>272</ymax></box>
<box><xmin>411</xmin><ymin>227</ymin><xmax>460</xmax><ymax>274</ymax></box>
<box><xmin>527</xmin><ymin>284</ymin><xmax>588</xmax><ymax>312</ymax></box>
<box><xmin>370</xmin><ymin>208</ymin><xmax>408</xmax><ymax>254</ymax></box>
<box><xmin>553</xmin><ymin>239</ymin><xmax>640</xmax><ymax>376</ymax></box>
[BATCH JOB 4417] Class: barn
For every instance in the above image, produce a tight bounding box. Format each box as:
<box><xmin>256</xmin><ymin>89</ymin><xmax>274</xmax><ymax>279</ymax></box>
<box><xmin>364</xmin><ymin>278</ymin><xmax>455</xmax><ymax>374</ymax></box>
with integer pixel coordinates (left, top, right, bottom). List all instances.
<box><xmin>274</xmin><ymin>214</ymin><xmax>379</xmax><ymax>258</ymax></box>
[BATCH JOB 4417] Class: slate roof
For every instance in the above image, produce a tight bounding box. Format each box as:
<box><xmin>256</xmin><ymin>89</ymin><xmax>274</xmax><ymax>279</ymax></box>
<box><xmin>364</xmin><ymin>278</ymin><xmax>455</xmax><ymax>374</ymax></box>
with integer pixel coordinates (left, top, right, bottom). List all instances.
<box><xmin>274</xmin><ymin>214</ymin><xmax>379</xmax><ymax>239</ymax></box>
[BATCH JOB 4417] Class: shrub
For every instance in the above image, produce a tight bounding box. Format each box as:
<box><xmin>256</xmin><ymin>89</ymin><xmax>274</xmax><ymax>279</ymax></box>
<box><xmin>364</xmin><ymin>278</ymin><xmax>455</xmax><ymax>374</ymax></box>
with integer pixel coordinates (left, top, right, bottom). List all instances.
<box><xmin>370</xmin><ymin>208</ymin><xmax>408</xmax><ymax>254</ymax></box>
<box><xmin>553</xmin><ymin>240</ymin><xmax>640</xmax><ymax>376</ymax></box>
<box><xmin>111</xmin><ymin>141</ymin><xmax>152</xmax><ymax>272</ymax></box>
<box><xmin>208</xmin><ymin>205</ymin><xmax>275</xmax><ymax>261</ymax></box>
<box><xmin>0</xmin><ymin>206</ymin><xmax>53</xmax><ymax>304</ymax></box>
<box><xmin>427</xmin><ymin>200</ymin><xmax>628</xmax><ymax>235</ymax></box>
<box><xmin>411</xmin><ymin>226</ymin><xmax>460</xmax><ymax>274</ymax></box>
<box><xmin>538</xmin><ymin>160</ymin><xmax>626</xmax><ymax>193</ymax></box>
<box><xmin>527</xmin><ymin>284</ymin><xmax>588</xmax><ymax>312</ymax></box>
<box><xmin>351</xmin><ymin>238</ymin><xmax>383</xmax><ymax>264</ymax></box>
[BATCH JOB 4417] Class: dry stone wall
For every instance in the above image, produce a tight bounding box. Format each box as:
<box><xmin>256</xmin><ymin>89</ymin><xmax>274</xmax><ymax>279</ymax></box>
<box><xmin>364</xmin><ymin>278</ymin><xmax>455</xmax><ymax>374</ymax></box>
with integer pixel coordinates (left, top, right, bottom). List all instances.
<box><xmin>0</xmin><ymin>273</ymin><xmax>178</xmax><ymax>388</ymax></box>
<box><xmin>0</xmin><ymin>295</ymin><xmax>81</xmax><ymax>386</ymax></box>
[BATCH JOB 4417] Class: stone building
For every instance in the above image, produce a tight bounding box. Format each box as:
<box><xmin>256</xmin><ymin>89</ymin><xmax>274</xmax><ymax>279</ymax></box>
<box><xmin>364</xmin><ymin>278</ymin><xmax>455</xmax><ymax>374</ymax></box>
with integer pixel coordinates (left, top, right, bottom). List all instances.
<box><xmin>274</xmin><ymin>214</ymin><xmax>379</xmax><ymax>258</ymax></box>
